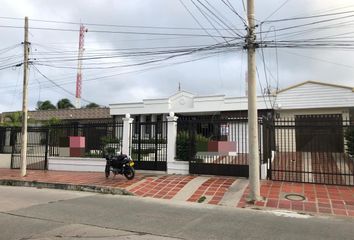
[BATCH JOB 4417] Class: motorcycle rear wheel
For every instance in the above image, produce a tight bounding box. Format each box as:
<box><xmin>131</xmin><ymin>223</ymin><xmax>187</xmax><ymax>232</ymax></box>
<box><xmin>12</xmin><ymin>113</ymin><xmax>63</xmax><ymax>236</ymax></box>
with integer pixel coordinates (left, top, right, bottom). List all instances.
<box><xmin>105</xmin><ymin>164</ymin><xmax>110</xmax><ymax>178</ymax></box>
<box><xmin>123</xmin><ymin>166</ymin><xmax>135</xmax><ymax>180</ymax></box>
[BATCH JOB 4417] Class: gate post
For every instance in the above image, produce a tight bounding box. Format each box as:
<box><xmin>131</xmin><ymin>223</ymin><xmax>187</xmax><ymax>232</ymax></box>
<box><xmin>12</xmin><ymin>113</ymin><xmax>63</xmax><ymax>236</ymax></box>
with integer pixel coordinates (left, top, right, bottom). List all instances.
<box><xmin>122</xmin><ymin>114</ymin><xmax>134</xmax><ymax>155</ymax></box>
<box><xmin>166</xmin><ymin>112</ymin><xmax>178</xmax><ymax>164</ymax></box>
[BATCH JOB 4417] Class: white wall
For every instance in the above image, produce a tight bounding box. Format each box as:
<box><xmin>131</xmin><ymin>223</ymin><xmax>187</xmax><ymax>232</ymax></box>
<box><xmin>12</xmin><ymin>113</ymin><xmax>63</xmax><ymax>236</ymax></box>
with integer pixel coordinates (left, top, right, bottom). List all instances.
<box><xmin>0</xmin><ymin>154</ymin><xmax>11</xmax><ymax>168</ymax></box>
<box><xmin>48</xmin><ymin>157</ymin><xmax>105</xmax><ymax>172</ymax></box>
<box><xmin>276</xmin><ymin>82</ymin><xmax>354</xmax><ymax>110</ymax></box>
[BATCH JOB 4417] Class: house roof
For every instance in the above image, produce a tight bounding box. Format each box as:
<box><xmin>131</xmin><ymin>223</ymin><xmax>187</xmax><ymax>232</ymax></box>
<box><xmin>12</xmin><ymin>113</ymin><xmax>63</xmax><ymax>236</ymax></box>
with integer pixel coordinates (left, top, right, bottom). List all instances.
<box><xmin>1</xmin><ymin>107</ymin><xmax>111</xmax><ymax>122</ymax></box>
<box><xmin>277</xmin><ymin>80</ymin><xmax>354</xmax><ymax>94</ymax></box>
<box><xmin>110</xmin><ymin>80</ymin><xmax>354</xmax><ymax>116</ymax></box>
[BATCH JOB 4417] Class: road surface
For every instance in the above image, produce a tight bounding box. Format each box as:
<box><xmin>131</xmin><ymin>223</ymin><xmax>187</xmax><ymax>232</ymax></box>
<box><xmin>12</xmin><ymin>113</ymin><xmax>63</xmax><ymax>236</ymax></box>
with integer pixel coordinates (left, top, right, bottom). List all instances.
<box><xmin>0</xmin><ymin>186</ymin><xmax>353</xmax><ymax>240</ymax></box>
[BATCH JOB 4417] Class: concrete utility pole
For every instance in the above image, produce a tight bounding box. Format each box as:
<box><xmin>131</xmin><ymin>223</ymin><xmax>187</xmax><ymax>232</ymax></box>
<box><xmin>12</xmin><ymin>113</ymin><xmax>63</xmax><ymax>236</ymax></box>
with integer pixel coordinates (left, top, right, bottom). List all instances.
<box><xmin>247</xmin><ymin>0</ymin><xmax>261</xmax><ymax>201</ymax></box>
<box><xmin>20</xmin><ymin>16</ymin><xmax>29</xmax><ymax>177</ymax></box>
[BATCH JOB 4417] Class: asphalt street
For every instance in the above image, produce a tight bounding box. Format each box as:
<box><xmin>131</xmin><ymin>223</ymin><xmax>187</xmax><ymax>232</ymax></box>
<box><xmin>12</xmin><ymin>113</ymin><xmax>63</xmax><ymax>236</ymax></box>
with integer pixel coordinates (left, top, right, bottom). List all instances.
<box><xmin>0</xmin><ymin>186</ymin><xmax>353</xmax><ymax>240</ymax></box>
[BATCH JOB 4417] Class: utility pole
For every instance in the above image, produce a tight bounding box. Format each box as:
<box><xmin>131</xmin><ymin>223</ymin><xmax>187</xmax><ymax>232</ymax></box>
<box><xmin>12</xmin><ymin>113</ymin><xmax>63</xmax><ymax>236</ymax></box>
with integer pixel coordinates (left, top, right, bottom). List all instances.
<box><xmin>20</xmin><ymin>16</ymin><xmax>29</xmax><ymax>177</ymax></box>
<box><xmin>247</xmin><ymin>0</ymin><xmax>261</xmax><ymax>201</ymax></box>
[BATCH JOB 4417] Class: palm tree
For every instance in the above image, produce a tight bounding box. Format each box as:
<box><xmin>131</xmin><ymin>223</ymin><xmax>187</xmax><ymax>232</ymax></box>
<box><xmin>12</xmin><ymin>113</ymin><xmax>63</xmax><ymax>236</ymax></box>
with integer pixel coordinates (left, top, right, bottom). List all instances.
<box><xmin>2</xmin><ymin>112</ymin><xmax>22</xmax><ymax>127</ymax></box>
<box><xmin>36</xmin><ymin>100</ymin><xmax>56</xmax><ymax>110</ymax></box>
<box><xmin>85</xmin><ymin>102</ymin><xmax>100</xmax><ymax>108</ymax></box>
<box><xmin>57</xmin><ymin>98</ymin><xmax>75</xmax><ymax>109</ymax></box>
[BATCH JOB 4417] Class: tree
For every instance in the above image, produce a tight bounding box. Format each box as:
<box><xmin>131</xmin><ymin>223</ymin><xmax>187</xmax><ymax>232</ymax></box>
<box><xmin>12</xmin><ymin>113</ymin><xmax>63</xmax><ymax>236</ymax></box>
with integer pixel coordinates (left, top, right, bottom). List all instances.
<box><xmin>345</xmin><ymin>127</ymin><xmax>354</xmax><ymax>157</ymax></box>
<box><xmin>36</xmin><ymin>100</ymin><xmax>56</xmax><ymax>110</ymax></box>
<box><xmin>1</xmin><ymin>112</ymin><xmax>22</xmax><ymax>127</ymax></box>
<box><xmin>45</xmin><ymin>117</ymin><xmax>62</xmax><ymax>126</ymax></box>
<box><xmin>57</xmin><ymin>98</ymin><xmax>75</xmax><ymax>109</ymax></box>
<box><xmin>85</xmin><ymin>102</ymin><xmax>100</xmax><ymax>108</ymax></box>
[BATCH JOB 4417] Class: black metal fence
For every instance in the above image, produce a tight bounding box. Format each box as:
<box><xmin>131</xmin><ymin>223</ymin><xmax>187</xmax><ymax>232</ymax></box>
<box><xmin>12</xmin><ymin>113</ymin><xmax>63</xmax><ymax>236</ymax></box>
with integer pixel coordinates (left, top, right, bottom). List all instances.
<box><xmin>264</xmin><ymin>115</ymin><xmax>354</xmax><ymax>186</ymax></box>
<box><xmin>131</xmin><ymin>121</ymin><xmax>167</xmax><ymax>171</ymax></box>
<box><xmin>48</xmin><ymin>121</ymin><xmax>123</xmax><ymax>158</ymax></box>
<box><xmin>176</xmin><ymin>118</ymin><xmax>263</xmax><ymax>177</ymax></box>
<box><xmin>8</xmin><ymin>127</ymin><xmax>49</xmax><ymax>170</ymax></box>
<box><xmin>0</xmin><ymin>122</ymin><xmax>123</xmax><ymax>170</ymax></box>
<box><xmin>2</xmin><ymin>115</ymin><xmax>353</xmax><ymax>186</ymax></box>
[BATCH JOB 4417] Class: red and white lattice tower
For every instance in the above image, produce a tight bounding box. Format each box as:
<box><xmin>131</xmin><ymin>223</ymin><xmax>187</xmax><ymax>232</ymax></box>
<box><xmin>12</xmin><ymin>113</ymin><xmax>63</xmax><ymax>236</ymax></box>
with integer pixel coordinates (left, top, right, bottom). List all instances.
<box><xmin>75</xmin><ymin>24</ymin><xmax>87</xmax><ymax>108</ymax></box>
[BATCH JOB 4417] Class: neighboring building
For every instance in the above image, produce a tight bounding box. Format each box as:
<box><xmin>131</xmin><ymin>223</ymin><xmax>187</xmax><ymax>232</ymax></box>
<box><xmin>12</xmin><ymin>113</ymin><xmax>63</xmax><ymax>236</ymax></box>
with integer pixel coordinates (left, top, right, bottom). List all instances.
<box><xmin>274</xmin><ymin>81</ymin><xmax>354</xmax><ymax>153</ymax></box>
<box><xmin>274</xmin><ymin>81</ymin><xmax>354</xmax><ymax>119</ymax></box>
<box><xmin>0</xmin><ymin>107</ymin><xmax>112</xmax><ymax>125</ymax></box>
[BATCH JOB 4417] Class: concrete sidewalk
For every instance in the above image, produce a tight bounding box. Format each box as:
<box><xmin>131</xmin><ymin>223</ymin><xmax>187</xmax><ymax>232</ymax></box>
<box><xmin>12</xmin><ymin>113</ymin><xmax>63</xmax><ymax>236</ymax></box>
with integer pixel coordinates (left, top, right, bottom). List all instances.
<box><xmin>0</xmin><ymin>169</ymin><xmax>353</xmax><ymax>217</ymax></box>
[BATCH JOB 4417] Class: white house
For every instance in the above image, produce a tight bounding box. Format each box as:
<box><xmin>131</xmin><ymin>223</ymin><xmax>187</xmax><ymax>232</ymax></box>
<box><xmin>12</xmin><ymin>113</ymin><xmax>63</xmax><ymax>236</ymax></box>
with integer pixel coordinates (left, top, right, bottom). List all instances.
<box><xmin>110</xmin><ymin>80</ymin><xmax>354</xmax><ymax>155</ymax></box>
<box><xmin>110</xmin><ymin>81</ymin><xmax>354</xmax><ymax>120</ymax></box>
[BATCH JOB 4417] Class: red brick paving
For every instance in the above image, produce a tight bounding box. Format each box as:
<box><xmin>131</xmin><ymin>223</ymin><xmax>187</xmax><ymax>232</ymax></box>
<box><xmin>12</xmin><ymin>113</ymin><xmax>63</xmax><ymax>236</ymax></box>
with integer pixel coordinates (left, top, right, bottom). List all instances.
<box><xmin>187</xmin><ymin>177</ymin><xmax>235</xmax><ymax>204</ymax></box>
<box><xmin>238</xmin><ymin>180</ymin><xmax>354</xmax><ymax>217</ymax></box>
<box><xmin>272</xmin><ymin>152</ymin><xmax>354</xmax><ymax>185</ymax></box>
<box><xmin>0</xmin><ymin>169</ymin><xmax>144</xmax><ymax>189</ymax></box>
<box><xmin>0</xmin><ymin>169</ymin><xmax>353</xmax><ymax>217</ymax></box>
<box><xmin>129</xmin><ymin>175</ymin><xmax>195</xmax><ymax>199</ymax></box>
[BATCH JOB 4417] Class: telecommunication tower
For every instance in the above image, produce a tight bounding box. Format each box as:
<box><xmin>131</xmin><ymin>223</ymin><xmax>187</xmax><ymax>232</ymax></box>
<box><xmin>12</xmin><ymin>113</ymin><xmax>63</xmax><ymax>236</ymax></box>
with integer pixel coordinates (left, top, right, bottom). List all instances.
<box><xmin>75</xmin><ymin>24</ymin><xmax>88</xmax><ymax>108</ymax></box>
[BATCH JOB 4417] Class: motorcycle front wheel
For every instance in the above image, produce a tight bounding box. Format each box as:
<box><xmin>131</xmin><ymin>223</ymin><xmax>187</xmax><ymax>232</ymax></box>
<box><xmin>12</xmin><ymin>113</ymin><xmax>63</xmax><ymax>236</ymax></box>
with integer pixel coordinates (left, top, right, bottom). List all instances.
<box><xmin>105</xmin><ymin>164</ymin><xmax>110</xmax><ymax>178</ymax></box>
<box><xmin>123</xmin><ymin>166</ymin><xmax>135</xmax><ymax>180</ymax></box>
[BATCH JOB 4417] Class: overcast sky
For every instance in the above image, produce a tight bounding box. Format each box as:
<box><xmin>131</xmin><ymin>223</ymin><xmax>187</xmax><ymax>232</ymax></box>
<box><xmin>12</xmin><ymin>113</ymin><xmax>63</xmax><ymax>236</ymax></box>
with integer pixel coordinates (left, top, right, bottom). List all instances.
<box><xmin>1</xmin><ymin>0</ymin><xmax>354</xmax><ymax>112</ymax></box>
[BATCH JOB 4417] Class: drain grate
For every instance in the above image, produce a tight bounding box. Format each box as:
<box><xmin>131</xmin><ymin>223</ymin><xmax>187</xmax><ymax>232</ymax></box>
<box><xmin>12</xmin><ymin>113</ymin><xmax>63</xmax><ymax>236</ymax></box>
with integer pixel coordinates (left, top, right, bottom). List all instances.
<box><xmin>284</xmin><ymin>193</ymin><xmax>306</xmax><ymax>201</ymax></box>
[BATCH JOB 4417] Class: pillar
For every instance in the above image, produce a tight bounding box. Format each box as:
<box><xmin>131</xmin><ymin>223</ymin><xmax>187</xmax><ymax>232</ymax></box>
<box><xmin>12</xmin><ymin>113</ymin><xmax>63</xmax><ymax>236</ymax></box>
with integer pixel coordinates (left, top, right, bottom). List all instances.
<box><xmin>166</xmin><ymin>112</ymin><xmax>178</xmax><ymax>164</ymax></box>
<box><xmin>122</xmin><ymin>113</ymin><xmax>134</xmax><ymax>155</ymax></box>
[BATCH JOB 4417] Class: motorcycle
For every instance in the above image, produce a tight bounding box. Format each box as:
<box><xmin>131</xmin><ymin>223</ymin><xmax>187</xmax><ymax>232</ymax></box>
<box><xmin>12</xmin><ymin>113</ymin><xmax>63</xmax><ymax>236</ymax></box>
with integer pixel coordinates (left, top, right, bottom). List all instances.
<box><xmin>105</xmin><ymin>154</ymin><xmax>135</xmax><ymax>180</ymax></box>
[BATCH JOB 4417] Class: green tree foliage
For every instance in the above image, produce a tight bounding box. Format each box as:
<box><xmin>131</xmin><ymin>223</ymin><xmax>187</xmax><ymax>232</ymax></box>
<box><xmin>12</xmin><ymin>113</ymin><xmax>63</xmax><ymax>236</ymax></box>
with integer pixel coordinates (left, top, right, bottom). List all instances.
<box><xmin>36</xmin><ymin>100</ymin><xmax>56</xmax><ymax>110</ymax></box>
<box><xmin>85</xmin><ymin>102</ymin><xmax>100</xmax><ymax>108</ymax></box>
<box><xmin>176</xmin><ymin>131</ymin><xmax>209</xmax><ymax>161</ymax></box>
<box><xmin>45</xmin><ymin>117</ymin><xmax>62</xmax><ymax>126</ymax></box>
<box><xmin>57</xmin><ymin>98</ymin><xmax>75</xmax><ymax>109</ymax></box>
<box><xmin>1</xmin><ymin>112</ymin><xmax>22</xmax><ymax>127</ymax></box>
<box><xmin>345</xmin><ymin>126</ymin><xmax>354</xmax><ymax>156</ymax></box>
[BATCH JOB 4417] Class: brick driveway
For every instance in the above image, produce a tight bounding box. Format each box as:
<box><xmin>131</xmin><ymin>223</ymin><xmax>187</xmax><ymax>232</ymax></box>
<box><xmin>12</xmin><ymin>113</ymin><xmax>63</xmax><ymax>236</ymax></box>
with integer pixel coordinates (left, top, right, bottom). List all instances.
<box><xmin>238</xmin><ymin>181</ymin><xmax>354</xmax><ymax>217</ymax></box>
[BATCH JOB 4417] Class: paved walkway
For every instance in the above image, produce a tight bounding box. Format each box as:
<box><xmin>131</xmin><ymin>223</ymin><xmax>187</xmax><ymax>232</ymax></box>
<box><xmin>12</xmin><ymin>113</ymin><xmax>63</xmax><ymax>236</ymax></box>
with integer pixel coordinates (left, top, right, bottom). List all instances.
<box><xmin>0</xmin><ymin>169</ymin><xmax>353</xmax><ymax>217</ymax></box>
<box><xmin>238</xmin><ymin>181</ymin><xmax>354</xmax><ymax>217</ymax></box>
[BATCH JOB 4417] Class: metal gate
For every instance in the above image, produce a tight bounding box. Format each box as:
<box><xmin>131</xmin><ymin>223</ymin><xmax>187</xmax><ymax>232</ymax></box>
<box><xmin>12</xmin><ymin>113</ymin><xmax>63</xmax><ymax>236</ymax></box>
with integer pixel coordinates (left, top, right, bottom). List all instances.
<box><xmin>177</xmin><ymin>118</ymin><xmax>262</xmax><ymax>177</ymax></box>
<box><xmin>11</xmin><ymin>128</ymin><xmax>49</xmax><ymax>170</ymax></box>
<box><xmin>264</xmin><ymin>116</ymin><xmax>354</xmax><ymax>186</ymax></box>
<box><xmin>131</xmin><ymin>121</ymin><xmax>167</xmax><ymax>171</ymax></box>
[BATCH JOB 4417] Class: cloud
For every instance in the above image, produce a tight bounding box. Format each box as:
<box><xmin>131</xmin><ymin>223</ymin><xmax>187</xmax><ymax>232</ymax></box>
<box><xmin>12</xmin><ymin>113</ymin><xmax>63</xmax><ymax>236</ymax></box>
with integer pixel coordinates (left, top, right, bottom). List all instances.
<box><xmin>1</xmin><ymin>0</ymin><xmax>354</xmax><ymax>113</ymax></box>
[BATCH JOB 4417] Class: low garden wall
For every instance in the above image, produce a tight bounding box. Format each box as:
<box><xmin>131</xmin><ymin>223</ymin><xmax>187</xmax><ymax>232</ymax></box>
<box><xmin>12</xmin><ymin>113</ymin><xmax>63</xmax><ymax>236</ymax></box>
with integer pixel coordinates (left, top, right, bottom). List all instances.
<box><xmin>48</xmin><ymin>157</ymin><xmax>105</xmax><ymax>172</ymax></box>
<box><xmin>0</xmin><ymin>154</ymin><xmax>11</xmax><ymax>168</ymax></box>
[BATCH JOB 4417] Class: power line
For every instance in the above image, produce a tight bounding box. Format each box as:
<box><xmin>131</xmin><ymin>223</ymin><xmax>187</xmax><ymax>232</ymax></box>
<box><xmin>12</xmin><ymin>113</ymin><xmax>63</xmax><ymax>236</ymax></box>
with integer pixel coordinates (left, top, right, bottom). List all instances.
<box><xmin>0</xmin><ymin>15</ymin><xmax>247</xmax><ymax>32</ymax></box>
<box><xmin>262</xmin><ymin>0</ymin><xmax>292</xmax><ymax>22</ymax></box>
<box><xmin>263</xmin><ymin>9</ymin><xmax>354</xmax><ymax>23</ymax></box>
<box><xmin>31</xmin><ymin>64</ymin><xmax>94</xmax><ymax>104</ymax></box>
<box><xmin>194</xmin><ymin>0</ymin><xmax>243</xmax><ymax>38</ymax></box>
<box><xmin>220</xmin><ymin>0</ymin><xmax>247</xmax><ymax>26</ymax></box>
<box><xmin>178</xmin><ymin>0</ymin><xmax>220</xmax><ymax>43</ymax></box>
<box><xmin>0</xmin><ymin>24</ymin><xmax>238</xmax><ymax>39</ymax></box>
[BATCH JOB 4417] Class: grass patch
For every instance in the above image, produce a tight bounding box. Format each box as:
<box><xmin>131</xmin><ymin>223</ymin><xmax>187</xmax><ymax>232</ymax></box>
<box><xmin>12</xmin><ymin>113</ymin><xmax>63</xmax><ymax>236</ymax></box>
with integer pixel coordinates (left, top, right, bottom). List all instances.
<box><xmin>197</xmin><ymin>196</ymin><xmax>206</xmax><ymax>203</ymax></box>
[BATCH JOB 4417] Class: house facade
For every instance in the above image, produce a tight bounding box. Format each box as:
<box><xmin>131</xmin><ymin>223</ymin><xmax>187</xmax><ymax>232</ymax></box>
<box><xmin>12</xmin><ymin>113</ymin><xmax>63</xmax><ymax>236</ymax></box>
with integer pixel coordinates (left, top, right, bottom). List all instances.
<box><xmin>110</xmin><ymin>81</ymin><xmax>354</xmax><ymax>149</ymax></box>
<box><xmin>108</xmin><ymin>81</ymin><xmax>354</xmax><ymax>184</ymax></box>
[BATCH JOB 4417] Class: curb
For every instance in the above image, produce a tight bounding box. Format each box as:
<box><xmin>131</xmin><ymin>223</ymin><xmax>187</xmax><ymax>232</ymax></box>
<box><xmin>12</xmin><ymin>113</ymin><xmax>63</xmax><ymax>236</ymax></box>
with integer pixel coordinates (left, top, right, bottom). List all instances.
<box><xmin>0</xmin><ymin>179</ymin><xmax>134</xmax><ymax>196</ymax></box>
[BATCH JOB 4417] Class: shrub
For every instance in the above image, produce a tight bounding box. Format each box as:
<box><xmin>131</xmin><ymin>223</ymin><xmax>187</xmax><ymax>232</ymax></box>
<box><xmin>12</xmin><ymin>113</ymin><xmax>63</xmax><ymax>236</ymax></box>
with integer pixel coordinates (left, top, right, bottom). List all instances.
<box><xmin>345</xmin><ymin>126</ymin><xmax>354</xmax><ymax>156</ymax></box>
<box><xmin>101</xmin><ymin>136</ymin><xmax>120</xmax><ymax>157</ymax></box>
<box><xmin>176</xmin><ymin>131</ymin><xmax>192</xmax><ymax>161</ymax></box>
<box><xmin>176</xmin><ymin>131</ymin><xmax>209</xmax><ymax>161</ymax></box>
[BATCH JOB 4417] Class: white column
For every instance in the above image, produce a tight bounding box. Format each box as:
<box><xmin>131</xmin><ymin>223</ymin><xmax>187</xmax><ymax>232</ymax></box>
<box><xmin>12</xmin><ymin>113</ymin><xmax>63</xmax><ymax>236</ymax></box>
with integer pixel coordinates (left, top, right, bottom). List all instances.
<box><xmin>122</xmin><ymin>113</ymin><xmax>134</xmax><ymax>155</ymax></box>
<box><xmin>166</xmin><ymin>112</ymin><xmax>189</xmax><ymax>175</ymax></box>
<box><xmin>166</xmin><ymin>112</ymin><xmax>178</xmax><ymax>164</ymax></box>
